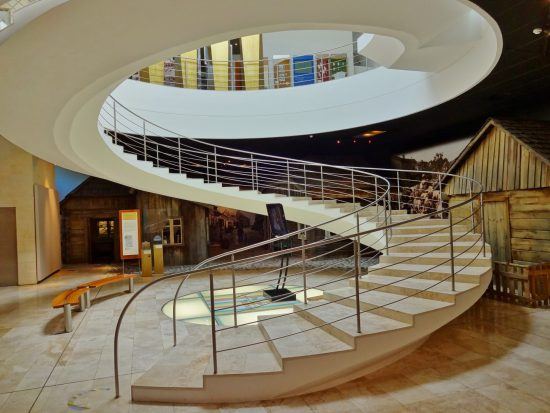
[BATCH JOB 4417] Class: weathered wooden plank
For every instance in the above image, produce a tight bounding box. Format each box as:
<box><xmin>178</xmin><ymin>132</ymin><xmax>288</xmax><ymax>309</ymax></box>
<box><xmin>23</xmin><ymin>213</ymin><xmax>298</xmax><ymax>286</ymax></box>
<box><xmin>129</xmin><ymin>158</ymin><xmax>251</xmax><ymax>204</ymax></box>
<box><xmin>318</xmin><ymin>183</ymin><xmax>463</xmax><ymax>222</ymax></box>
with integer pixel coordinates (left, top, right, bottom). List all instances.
<box><xmin>520</xmin><ymin>146</ymin><xmax>530</xmax><ymax>189</ymax></box>
<box><xmin>511</xmin><ymin>218</ymin><xmax>550</xmax><ymax>231</ymax></box>
<box><xmin>511</xmin><ymin>211</ymin><xmax>550</xmax><ymax>219</ymax></box>
<box><xmin>528</xmin><ymin>151</ymin><xmax>536</xmax><ymax>188</ymax></box>
<box><xmin>497</xmin><ymin>130</ymin><xmax>507</xmax><ymax>191</ymax></box>
<box><xmin>492</xmin><ymin>129</ymin><xmax>501</xmax><ymax>192</ymax></box>
<box><xmin>512</xmin><ymin>238</ymin><xmax>550</xmax><ymax>253</ymax></box>
<box><xmin>512</xmin><ymin>229</ymin><xmax>550</xmax><ymax>240</ymax></box>
<box><xmin>502</xmin><ymin>132</ymin><xmax>509</xmax><ymax>191</ymax></box>
<box><xmin>512</xmin><ymin>249</ymin><xmax>550</xmax><ymax>264</ymax></box>
<box><xmin>485</xmin><ymin>130</ymin><xmax>495</xmax><ymax>191</ymax></box>
<box><xmin>534</xmin><ymin>157</ymin><xmax>542</xmax><ymax>188</ymax></box>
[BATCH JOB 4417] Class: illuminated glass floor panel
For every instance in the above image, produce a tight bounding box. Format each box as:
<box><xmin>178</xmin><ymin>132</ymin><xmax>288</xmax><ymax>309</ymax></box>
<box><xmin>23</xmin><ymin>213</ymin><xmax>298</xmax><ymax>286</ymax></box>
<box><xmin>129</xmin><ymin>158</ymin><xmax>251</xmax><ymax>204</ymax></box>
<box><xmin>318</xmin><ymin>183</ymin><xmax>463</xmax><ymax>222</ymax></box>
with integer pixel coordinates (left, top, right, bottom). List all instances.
<box><xmin>161</xmin><ymin>284</ymin><xmax>322</xmax><ymax>327</ymax></box>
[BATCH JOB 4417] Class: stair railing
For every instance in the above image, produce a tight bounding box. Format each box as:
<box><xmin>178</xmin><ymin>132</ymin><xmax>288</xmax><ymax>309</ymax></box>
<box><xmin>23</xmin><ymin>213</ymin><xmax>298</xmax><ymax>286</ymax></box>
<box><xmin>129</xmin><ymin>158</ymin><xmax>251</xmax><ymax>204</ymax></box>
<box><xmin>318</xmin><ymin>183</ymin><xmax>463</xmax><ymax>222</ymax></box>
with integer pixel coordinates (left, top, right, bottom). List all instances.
<box><xmin>130</xmin><ymin>39</ymin><xmax>375</xmax><ymax>91</ymax></box>
<box><xmin>101</xmin><ymin>96</ymin><xmax>487</xmax><ymax>399</ymax></box>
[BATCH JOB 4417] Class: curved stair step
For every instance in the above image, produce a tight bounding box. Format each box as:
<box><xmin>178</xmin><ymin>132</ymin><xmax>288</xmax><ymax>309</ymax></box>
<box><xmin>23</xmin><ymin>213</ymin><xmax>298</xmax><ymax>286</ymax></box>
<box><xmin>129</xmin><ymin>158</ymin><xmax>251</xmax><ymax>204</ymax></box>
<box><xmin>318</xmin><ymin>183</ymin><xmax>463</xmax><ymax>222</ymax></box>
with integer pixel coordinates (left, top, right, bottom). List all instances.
<box><xmin>294</xmin><ymin>300</ymin><xmax>410</xmax><ymax>346</ymax></box>
<box><xmin>390</xmin><ymin>241</ymin><xmax>486</xmax><ymax>253</ymax></box>
<box><xmin>379</xmin><ymin>251</ymin><xmax>491</xmax><ymax>267</ymax></box>
<box><xmin>323</xmin><ymin>287</ymin><xmax>452</xmax><ymax>324</ymax></box>
<box><xmin>367</xmin><ymin>263</ymin><xmax>487</xmax><ymax>283</ymax></box>
<box><xmin>257</xmin><ymin>313</ymin><xmax>352</xmax><ymax>364</ymax></box>
<box><xmin>352</xmin><ymin>274</ymin><xmax>477</xmax><ymax>302</ymax></box>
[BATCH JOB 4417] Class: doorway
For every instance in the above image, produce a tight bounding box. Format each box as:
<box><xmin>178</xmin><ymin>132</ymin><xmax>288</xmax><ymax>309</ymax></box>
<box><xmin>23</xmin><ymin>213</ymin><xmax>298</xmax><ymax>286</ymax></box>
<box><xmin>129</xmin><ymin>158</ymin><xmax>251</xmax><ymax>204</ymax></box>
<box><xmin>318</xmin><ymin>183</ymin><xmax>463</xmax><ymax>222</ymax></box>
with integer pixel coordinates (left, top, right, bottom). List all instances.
<box><xmin>90</xmin><ymin>218</ymin><xmax>117</xmax><ymax>263</ymax></box>
<box><xmin>0</xmin><ymin>207</ymin><xmax>18</xmax><ymax>286</ymax></box>
<box><xmin>483</xmin><ymin>199</ymin><xmax>511</xmax><ymax>262</ymax></box>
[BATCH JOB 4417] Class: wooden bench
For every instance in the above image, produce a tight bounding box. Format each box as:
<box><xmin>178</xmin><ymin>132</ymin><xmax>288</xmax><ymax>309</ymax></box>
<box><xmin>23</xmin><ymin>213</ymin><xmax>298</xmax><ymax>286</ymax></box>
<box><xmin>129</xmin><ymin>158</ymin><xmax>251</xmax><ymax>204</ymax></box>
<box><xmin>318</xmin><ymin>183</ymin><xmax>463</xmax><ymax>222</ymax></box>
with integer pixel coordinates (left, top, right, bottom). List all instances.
<box><xmin>52</xmin><ymin>287</ymin><xmax>90</xmax><ymax>333</ymax></box>
<box><xmin>77</xmin><ymin>274</ymin><xmax>136</xmax><ymax>296</ymax></box>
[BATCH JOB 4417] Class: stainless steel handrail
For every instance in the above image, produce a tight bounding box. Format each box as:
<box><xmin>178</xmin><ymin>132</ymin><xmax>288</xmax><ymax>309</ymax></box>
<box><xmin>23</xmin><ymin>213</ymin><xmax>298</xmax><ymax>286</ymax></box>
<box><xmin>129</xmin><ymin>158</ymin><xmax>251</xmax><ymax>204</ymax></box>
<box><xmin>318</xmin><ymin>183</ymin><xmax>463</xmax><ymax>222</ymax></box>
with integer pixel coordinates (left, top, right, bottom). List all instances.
<box><xmin>130</xmin><ymin>39</ymin><xmax>373</xmax><ymax>91</ymax></box>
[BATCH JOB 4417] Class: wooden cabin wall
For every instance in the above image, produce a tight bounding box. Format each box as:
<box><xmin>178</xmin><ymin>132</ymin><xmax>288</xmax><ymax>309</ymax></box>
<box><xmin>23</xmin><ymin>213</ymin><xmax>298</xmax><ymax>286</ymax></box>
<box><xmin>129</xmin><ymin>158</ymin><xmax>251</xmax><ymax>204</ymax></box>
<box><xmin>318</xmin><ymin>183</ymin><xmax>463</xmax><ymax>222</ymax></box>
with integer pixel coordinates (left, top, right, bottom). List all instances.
<box><xmin>446</xmin><ymin>126</ymin><xmax>550</xmax><ymax>195</ymax></box>
<box><xmin>449</xmin><ymin>188</ymin><xmax>550</xmax><ymax>264</ymax></box>
<box><xmin>137</xmin><ymin>193</ymin><xmax>208</xmax><ymax>266</ymax></box>
<box><xmin>61</xmin><ymin>195</ymin><xmax>135</xmax><ymax>263</ymax></box>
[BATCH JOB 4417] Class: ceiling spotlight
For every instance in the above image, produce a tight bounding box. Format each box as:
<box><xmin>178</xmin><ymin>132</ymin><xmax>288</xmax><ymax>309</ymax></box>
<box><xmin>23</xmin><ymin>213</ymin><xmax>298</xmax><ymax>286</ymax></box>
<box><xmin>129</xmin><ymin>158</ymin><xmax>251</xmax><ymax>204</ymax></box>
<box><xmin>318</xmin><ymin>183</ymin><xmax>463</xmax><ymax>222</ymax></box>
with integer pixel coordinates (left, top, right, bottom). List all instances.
<box><xmin>309</xmin><ymin>134</ymin><xmax>314</xmax><ymax>138</ymax></box>
<box><xmin>336</xmin><ymin>140</ymin><xmax>341</xmax><ymax>144</ymax></box>
<box><xmin>533</xmin><ymin>27</ymin><xmax>543</xmax><ymax>35</ymax></box>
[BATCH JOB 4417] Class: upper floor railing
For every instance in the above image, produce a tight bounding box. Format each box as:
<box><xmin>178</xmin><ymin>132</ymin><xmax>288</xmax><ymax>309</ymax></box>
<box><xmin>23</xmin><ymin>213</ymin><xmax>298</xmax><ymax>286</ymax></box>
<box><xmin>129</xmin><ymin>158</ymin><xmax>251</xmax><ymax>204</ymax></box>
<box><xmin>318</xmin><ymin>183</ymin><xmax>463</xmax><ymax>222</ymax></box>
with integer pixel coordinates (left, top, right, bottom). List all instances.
<box><xmin>130</xmin><ymin>41</ymin><xmax>376</xmax><ymax>91</ymax></box>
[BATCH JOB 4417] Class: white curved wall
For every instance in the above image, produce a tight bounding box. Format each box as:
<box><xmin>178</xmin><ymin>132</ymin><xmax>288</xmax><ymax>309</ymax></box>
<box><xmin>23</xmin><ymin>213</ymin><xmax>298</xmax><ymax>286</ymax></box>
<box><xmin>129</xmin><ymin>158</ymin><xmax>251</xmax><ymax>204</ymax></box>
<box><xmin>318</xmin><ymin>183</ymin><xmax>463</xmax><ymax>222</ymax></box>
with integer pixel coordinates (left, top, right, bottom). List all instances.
<box><xmin>111</xmin><ymin>1</ymin><xmax>501</xmax><ymax>140</ymax></box>
<box><xmin>0</xmin><ymin>0</ymin><xmax>501</xmax><ymax>183</ymax></box>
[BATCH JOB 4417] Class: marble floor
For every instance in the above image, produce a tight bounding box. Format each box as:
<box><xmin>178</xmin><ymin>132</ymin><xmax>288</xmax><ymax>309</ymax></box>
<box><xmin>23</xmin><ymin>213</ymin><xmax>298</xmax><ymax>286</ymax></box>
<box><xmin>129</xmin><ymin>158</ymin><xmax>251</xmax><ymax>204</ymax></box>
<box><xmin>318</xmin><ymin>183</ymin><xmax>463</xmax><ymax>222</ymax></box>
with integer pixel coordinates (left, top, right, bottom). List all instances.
<box><xmin>0</xmin><ymin>265</ymin><xmax>548</xmax><ymax>412</ymax></box>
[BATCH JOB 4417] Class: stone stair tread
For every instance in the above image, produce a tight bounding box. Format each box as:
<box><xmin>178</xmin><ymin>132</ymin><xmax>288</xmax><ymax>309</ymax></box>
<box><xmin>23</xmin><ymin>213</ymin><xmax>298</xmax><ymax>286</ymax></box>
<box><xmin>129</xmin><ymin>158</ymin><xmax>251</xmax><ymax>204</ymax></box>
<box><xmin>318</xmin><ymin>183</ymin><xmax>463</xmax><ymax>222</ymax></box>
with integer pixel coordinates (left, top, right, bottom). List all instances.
<box><xmin>360</xmin><ymin>274</ymin><xmax>475</xmax><ymax>293</ymax></box>
<box><xmin>327</xmin><ymin>287</ymin><xmax>452</xmax><ymax>314</ymax></box>
<box><xmin>384</xmin><ymin>251</ymin><xmax>488</xmax><ymax>258</ymax></box>
<box><xmin>206</xmin><ymin>326</ymin><xmax>282</xmax><ymax>375</ymax></box>
<box><xmin>391</xmin><ymin>241</ymin><xmax>483</xmax><ymax>247</ymax></box>
<box><xmin>133</xmin><ymin>326</ymin><xmax>212</xmax><ymax>389</ymax></box>
<box><xmin>258</xmin><ymin>314</ymin><xmax>352</xmax><ymax>359</ymax></box>
<box><xmin>390</xmin><ymin>232</ymin><xmax>469</xmax><ymax>239</ymax></box>
<box><xmin>296</xmin><ymin>300</ymin><xmax>410</xmax><ymax>337</ymax></box>
<box><xmin>368</xmin><ymin>262</ymin><xmax>487</xmax><ymax>276</ymax></box>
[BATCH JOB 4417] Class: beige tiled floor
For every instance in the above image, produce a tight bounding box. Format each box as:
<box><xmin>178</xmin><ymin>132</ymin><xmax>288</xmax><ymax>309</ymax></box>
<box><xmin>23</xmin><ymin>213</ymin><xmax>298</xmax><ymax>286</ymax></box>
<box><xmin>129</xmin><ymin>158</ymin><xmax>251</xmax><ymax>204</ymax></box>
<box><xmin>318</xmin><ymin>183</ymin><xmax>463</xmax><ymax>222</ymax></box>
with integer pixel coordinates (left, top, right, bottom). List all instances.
<box><xmin>0</xmin><ymin>265</ymin><xmax>548</xmax><ymax>412</ymax></box>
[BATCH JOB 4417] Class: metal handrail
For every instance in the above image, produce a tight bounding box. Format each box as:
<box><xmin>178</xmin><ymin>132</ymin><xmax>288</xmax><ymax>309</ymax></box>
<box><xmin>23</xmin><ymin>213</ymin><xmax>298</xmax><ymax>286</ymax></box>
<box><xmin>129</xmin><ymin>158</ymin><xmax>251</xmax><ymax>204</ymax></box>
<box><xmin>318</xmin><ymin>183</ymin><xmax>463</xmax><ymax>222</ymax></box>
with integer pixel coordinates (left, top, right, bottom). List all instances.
<box><xmin>104</xmin><ymin>95</ymin><xmax>487</xmax><ymax>398</ymax></box>
<box><xmin>130</xmin><ymin>39</ymin><xmax>373</xmax><ymax>91</ymax></box>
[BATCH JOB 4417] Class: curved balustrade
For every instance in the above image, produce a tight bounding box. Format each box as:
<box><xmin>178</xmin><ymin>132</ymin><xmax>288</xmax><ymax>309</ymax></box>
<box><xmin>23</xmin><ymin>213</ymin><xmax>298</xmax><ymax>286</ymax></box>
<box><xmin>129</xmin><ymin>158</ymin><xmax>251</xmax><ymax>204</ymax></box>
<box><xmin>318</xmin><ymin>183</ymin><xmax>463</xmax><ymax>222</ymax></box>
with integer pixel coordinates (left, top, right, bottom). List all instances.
<box><xmin>131</xmin><ymin>40</ymin><xmax>376</xmax><ymax>91</ymax></box>
<box><xmin>98</xmin><ymin>96</ymin><xmax>487</xmax><ymax>400</ymax></box>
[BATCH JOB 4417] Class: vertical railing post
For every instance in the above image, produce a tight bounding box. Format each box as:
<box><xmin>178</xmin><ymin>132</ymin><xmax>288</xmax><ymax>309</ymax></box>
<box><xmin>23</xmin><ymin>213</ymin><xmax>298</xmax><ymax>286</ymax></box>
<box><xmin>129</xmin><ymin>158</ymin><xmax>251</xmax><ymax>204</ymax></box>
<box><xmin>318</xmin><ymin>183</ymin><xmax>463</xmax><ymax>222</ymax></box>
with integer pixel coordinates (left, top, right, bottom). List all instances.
<box><xmin>286</xmin><ymin>160</ymin><xmax>291</xmax><ymax>196</ymax></box>
<box><xmin>231</xmin><ymin>254</ymin><xmax>238</xmax><ymax>327</ymax></box>
<box><xmin>469</xmin><ymin>181</ymin><xmax>475</xmax><ymax>231</ymax></box>
<box><xmin>320</xmin><ymin>166</ymin><xmax>324</xmax><ymax>201</ymax></box>
<box><xmin>354</xmin><ymin>212</ymin><xmax>362</xmax><ymax>334</ymax></box>
<box><xmin>351</xmin><ymin>170</ymin><xmax>355</xmax><ymax>205</ymax></box>
<box><xmin>209</xmin><ymin>271</ymin><xmax>218</xmax><ymax>374</ymax></box>
<box><xmin>113</xmin><ymin>100</ymin><xmax>118</xmax><ymax>145</ymax></box>
<box><xmin>250</xmin><ymin>154</ymin><xmax>255</xmax><ymax>190</ymax></box>
<box><xmin>143</xmin><ymin>120</ymin><xmax>147</xmax><ymax>161</ymax></box>
<box><xmin>206</xmin><ymin>154</ymin><xmax>210</xmax><ymax>183</ymax></box>
<box><xmin>449</xmin><ymin>210</ymin><xmax>456</xmax><ymax>292</ymax></box>
<box><xmin>301</xmin><ymin>236</ymin><xmax>307</xmax><ymax>305</ymax></box>
<box><xmin>178</xmin><ymin>139</ymin><xmax>182</xmax><ymax>174</ymax></box>
<box><xmin>438</xmin><ymin>173</ymin><xmax>443</xmax><ymax>217</ymax></box>
<box><xmin>254</xmin><ymin>161</ymin><xmax>259</xmax><ymax>191</ymax></box>
<box><xmin>481</xmin><ymin>192</ymin><xmax>486</xmax><ymax>257</ymax></box>
<box><xmin>303</xmin><ymin>164</ymin><xmax>307</xmax><ymax>197</ymax></box>
<box><xmin>396</xmin><ymin>171</ymin><xmax>401</xmax><ymax>211</ymax></box>
<box><xmin>214</xmin><ymin>147</ymin><xmax>218</xmax><ymax>183</ymax></box>
<box><xmin>383</xmin><ymin>196</ymin><xmax>389</xmax><ymax>255</ymax></box>
<box><xmin>156</xmin><ymin>144</ymin><xmax>159</xmax><ymax>167</ymax></box>
<box><xmin>375</xmin><ymin>176</ymin><xmax>379</xmax><ymax>215</ymax></box>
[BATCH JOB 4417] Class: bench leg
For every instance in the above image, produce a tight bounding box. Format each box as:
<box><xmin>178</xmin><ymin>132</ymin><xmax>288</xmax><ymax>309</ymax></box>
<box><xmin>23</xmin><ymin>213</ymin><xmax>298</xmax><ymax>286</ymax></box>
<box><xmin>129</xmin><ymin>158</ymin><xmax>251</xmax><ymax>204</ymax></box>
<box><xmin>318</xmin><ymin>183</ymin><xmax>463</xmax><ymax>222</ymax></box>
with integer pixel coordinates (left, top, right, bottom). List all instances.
<box><xmin>85</xmin><ymin>290</ymin><xmax>91</xmax><ymax>308</ymax></box>
<box><xmin>78</xmin><ymin>294</ymin><xmax>86</xmax><ymax>312</ymax></box>
<box><xmin>63</xmin><ymin>304</ymin><xmax>73</xmax><ymax>333</ymax></box>
<box><xmin>128</xmin><ymin>278</ymin><xmax>134</xmax><ymax>293</ymax></box>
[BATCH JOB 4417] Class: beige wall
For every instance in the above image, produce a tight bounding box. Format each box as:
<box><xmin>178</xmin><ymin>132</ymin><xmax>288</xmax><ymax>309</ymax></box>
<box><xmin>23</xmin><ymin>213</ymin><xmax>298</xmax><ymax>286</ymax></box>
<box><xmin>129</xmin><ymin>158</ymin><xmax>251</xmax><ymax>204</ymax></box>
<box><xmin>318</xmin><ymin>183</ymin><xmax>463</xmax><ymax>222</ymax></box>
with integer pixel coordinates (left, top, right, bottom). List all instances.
<box><xmin>0</xmin><ymin>136</ymin><xmax>59</xmax><ymax>285</ymax></box>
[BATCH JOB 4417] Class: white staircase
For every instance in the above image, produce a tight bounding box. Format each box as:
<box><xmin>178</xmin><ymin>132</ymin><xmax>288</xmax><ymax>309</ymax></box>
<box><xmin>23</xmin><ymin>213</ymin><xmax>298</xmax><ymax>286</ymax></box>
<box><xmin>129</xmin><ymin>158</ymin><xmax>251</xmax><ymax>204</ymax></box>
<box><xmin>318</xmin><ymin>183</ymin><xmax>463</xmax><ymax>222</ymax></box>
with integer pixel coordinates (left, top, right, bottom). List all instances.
<box><xmin>102</xmin><ymin>96</ymin><xmax>492</xmax><ymax>404</ymax></box>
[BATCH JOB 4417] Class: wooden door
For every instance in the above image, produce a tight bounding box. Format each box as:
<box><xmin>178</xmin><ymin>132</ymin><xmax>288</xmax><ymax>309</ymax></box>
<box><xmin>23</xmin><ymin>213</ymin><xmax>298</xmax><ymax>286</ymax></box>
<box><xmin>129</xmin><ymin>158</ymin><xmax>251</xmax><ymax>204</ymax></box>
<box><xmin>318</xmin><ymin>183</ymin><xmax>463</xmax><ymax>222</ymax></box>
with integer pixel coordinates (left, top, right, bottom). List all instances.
<box><xmin>90</xmin><ymin>218</ymin><xmax>116</xmax><ymax>263</ymax></box>
<box><xmin>483</xmin><ymin>200</ymin><xmax>511</xmax><ymax>262</ymax></box>
<box><xmin>0</xmin><ymin>207</ymin><xmax>18</xmax><ymax>286</ymax></box>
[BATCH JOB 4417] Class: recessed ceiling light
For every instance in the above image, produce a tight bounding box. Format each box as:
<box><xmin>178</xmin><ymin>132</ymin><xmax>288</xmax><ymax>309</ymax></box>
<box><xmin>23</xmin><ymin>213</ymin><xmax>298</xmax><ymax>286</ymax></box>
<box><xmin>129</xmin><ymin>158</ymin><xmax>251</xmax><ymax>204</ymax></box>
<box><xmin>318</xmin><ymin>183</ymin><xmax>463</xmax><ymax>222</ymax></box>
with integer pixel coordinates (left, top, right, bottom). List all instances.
<box><xmin>533</xmin><ymin>27</ymin><xmax>543</xmax><ymax>35</ymax></box>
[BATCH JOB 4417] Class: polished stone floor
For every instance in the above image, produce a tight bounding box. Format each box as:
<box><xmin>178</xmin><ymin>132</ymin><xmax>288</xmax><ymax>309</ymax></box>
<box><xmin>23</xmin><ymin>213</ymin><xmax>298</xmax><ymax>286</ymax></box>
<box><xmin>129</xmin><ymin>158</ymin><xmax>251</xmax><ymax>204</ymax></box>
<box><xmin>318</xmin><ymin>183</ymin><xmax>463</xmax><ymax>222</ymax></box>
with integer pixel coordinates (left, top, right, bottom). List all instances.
<box><xmin>0</xmin><ymin>265</ymin><xmax>548</xmax><ymax>412</ymax></box>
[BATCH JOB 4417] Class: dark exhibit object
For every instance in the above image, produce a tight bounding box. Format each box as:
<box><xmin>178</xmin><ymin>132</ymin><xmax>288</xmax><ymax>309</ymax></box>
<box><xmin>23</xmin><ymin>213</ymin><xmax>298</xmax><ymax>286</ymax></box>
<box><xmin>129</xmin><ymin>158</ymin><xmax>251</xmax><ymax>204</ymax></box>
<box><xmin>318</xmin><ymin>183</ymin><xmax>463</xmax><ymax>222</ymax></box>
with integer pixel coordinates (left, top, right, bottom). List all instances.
<box><xmin>264</xmin><ymin>204</ymin><xmax>296</xmax><ymax>301</ymax></box>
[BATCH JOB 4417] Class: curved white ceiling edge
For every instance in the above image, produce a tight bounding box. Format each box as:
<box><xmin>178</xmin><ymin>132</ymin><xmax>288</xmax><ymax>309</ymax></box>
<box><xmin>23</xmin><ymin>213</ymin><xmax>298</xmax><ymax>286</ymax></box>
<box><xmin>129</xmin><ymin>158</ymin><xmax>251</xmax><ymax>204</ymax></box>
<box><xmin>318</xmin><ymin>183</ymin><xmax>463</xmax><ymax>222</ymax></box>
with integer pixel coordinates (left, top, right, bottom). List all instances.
<box><xmin>0</xmin><ymin>0</ymin><xmax>502</xmax><ymax>178</ymax></box>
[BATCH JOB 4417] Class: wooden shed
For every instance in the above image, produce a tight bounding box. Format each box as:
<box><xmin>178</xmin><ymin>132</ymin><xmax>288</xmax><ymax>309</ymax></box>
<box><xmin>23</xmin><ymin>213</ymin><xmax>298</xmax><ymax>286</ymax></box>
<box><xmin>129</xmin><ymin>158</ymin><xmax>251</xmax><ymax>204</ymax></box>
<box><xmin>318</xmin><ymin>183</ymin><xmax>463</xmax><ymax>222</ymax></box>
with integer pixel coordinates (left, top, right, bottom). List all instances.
<box><xmin>444</xmin><ymin>118</ymin><xmax>550</xmax><ymax>306</ymax></box>
<box><xmin>444</xmin><ymin>118</ymin><xmax>550</xmax><ymax>264</ymax></box>
<box><xmin>61</xmin><ymin>177</ymin><xmax>209</xmax><ymax>266</ymax></box>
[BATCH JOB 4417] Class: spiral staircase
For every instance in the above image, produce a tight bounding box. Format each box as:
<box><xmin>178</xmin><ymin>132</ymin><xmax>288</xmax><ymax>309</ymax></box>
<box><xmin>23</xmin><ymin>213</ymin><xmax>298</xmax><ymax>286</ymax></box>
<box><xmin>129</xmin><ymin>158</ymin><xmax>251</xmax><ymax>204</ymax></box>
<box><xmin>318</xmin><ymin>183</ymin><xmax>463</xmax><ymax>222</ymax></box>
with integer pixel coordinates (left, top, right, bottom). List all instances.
<box><xmin>0</xmin><ymin>1</ymin><xmax>498</xmax><ymax>403</ymax></box>
<box><xmin>99</xmin><ymin>97</ymin><xmax>493</xmax><ymax>404</ymax></box>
